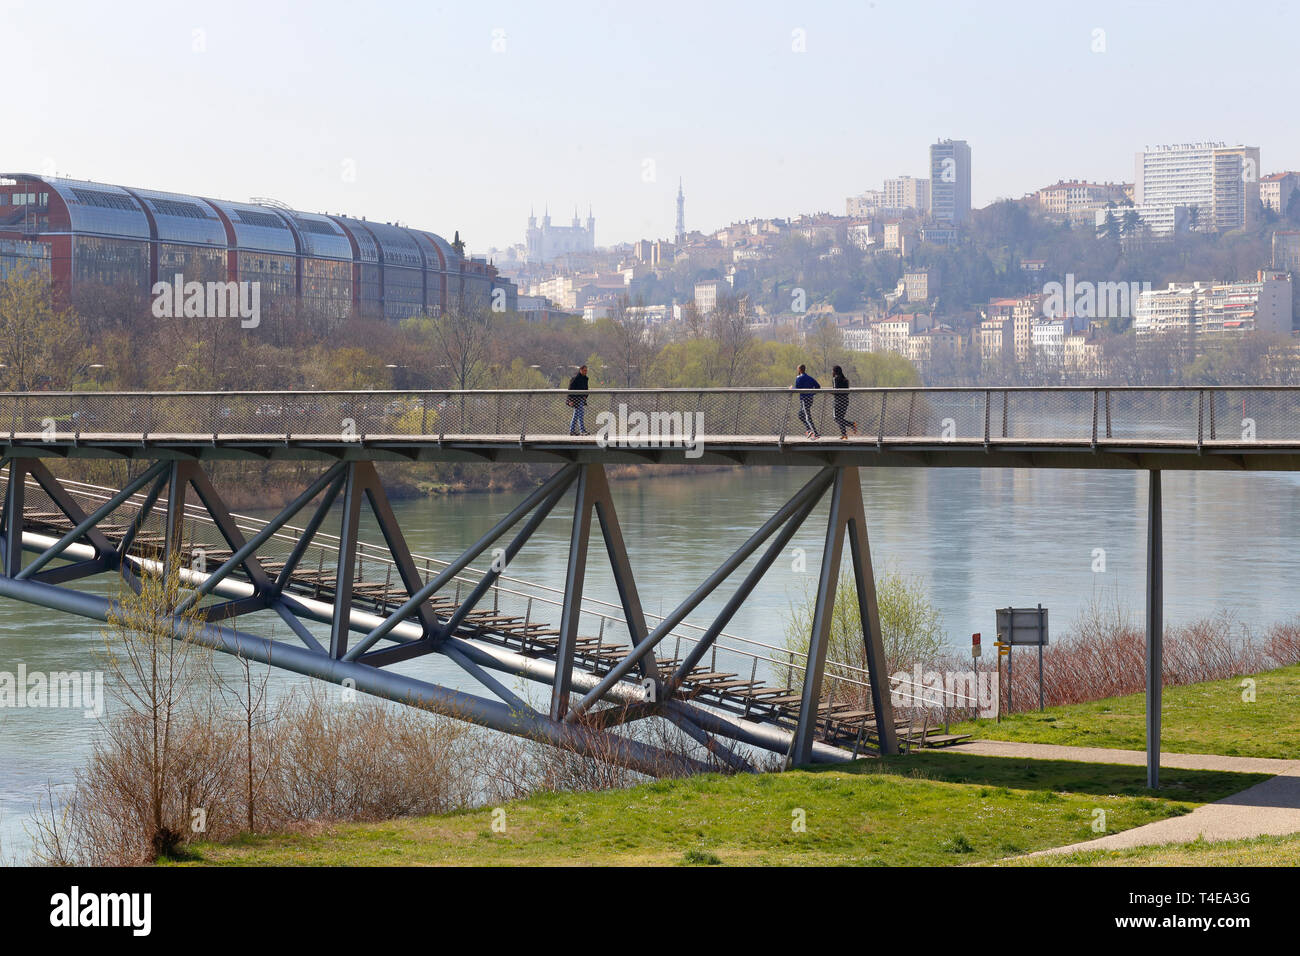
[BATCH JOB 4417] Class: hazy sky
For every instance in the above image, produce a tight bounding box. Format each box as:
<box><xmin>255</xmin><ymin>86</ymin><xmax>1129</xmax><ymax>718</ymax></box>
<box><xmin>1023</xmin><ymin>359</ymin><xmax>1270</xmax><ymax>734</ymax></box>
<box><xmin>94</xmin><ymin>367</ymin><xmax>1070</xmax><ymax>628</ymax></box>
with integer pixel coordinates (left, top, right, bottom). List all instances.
<box><xmin>4</xmin><ymin>0</ymin><xmax>1298</xmax><ymax>254</ymax></box>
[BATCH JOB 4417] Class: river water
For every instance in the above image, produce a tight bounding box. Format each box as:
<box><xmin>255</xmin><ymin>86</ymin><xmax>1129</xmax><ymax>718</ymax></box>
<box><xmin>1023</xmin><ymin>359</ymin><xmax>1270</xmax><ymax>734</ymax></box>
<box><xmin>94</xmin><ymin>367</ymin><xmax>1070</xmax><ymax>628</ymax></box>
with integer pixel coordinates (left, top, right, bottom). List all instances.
<box><xmin>2</xmin><ymin>464</ymin><xmax>1297</xmax><ymax>858</ymax></box>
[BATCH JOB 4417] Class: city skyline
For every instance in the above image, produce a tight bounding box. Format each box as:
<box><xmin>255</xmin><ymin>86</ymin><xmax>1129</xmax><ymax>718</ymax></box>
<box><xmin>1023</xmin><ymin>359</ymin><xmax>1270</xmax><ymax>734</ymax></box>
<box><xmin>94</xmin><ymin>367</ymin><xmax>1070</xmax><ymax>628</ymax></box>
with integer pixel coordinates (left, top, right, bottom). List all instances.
<box><xmin>5</xmin><ymin>0</ymin><xmax>1300</xmax><ymax>253</ymax></box>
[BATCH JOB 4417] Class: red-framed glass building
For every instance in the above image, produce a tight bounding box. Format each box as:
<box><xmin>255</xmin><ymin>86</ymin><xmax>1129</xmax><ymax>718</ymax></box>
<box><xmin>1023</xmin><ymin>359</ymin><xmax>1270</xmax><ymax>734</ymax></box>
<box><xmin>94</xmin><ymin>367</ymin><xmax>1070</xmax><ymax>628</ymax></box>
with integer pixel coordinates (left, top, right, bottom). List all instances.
<box><xmin>0</xmin><ymin>173</ymin><xmax>515</xmax><ymax>319</ymax></box>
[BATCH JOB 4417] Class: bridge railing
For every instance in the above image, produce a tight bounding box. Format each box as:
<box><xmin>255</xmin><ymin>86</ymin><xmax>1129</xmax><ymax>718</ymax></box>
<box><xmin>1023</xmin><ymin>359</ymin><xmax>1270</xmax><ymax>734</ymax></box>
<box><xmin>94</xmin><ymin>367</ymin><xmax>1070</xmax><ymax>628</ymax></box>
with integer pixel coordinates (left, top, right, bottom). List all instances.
<box><xmin>4</xmin><ymin>386</ymin><xmax>1300</xmax><ymax>444</ymax></box>
<box><xmin>10</xmin><ymin>474</ymin><xmax>878</xmax><ymax>711</ymax></box>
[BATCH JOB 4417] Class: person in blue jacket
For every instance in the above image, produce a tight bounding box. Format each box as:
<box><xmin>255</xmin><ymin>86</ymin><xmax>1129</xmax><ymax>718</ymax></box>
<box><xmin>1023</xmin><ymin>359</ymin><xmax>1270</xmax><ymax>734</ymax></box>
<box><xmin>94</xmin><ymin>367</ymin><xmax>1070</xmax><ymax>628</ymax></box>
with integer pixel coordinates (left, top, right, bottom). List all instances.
<box><xmin>791</xmin><ymin>364</ymin><xmax>820</xmax><ymax>438</ymax></box>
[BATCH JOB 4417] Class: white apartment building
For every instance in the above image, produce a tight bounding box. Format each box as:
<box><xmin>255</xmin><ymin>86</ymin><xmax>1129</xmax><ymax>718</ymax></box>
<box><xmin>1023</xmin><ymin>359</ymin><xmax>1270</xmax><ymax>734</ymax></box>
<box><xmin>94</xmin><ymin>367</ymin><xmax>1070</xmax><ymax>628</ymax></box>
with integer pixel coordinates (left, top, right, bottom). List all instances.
<box><xmin>1064</xmin><ymin>331</ymin><xmax>1104</xmax><ymax>375</ymax></box>
<box><xmin>1261</xmin><ymin>172</ymin><xmax>1299</xmax><ymax>214</ymax></box>
<box><xmin>847</xmin><ymin>223</ymin><xmax>875</xmax><ymax>250</ymax></box>
<box><xmin>694</xmin><ymin>278</ymin><xmax>730</xmax><ymax>316</ymax></box>
<box><xmin>846</xmin><ymin>191</ymin><xmax>885</xmax><ymax>217</ymax></box>
<box><xmin>1131</xmin><ymin>285</ymin><xmax>1201</xmax><ymax>335</ymax></box>
<box><xmin>1031</xmin><ymin>319</ymin><xmax>1066</xmax><ymax>363</ymax></box>
<box><xmin>1132</xmin><ymin>142</ymin><xmax>1261</xmax><ymax>235</ymax></box>
<box><xmin>1201</xmin><ymin>272</ymin><xmax>1292</xmax><ymax>334</ymax></box>
<box><xmin>627</xmin><ymin>304</ymin><xmax>672</xmax><ymax>326</ymax></box>
<box><xmin>1036</xmin><ymin>181</ymin><xmax>1129</xmax><ymax>215</ymax></box>
<box><xmin>842</xmin><ymin>326</ymin><xmax>874</xmax><ymax>352</ymax></box>
<box><xmin>978</xmin><ymin>317</ymin><xmax>1012</xmax><ymax>360</ymax></box>
<box><xmin>530</xmin><ymin>275</ymin><xmax>597</xmax><ymax>310</ymax></box>
<box><xmin>871</xmin><ymin>312</ymin><xmax>933</xmax><ymax>357</ymax></box>
<box><xmin>1133</xmin><ymin>271</ymin><xmax>1292</xmax><ymax>336</ymax></box>
<box><xmin>906</xmin><ymin>325</ymin><xmax>960</xmax><ymax>366</ymax></box>
<box><xmin>883</xmin><ymin>221</ymin><xmax>915</xmax><ymax>252</ymax></box>
<box><xmin>883</xmin><ymin>176</ymin><xmax>930</xmax><ymax>211</ymax></box>
<box><xmin>1031</xmin><ymin>316</ymin><xmax>1089</xmax><ymax>364</ymax></box>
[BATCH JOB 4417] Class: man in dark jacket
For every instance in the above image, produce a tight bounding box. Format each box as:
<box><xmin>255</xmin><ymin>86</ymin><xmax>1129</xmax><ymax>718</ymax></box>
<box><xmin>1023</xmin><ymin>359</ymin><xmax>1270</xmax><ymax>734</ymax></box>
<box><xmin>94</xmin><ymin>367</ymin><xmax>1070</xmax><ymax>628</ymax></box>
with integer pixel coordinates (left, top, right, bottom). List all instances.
<box><xmin>792</xmin><ymin>364</ymin><xmax>820</xmax><ymax>438</ymax></box>
<box><xmin>567</xmin><ymin>365</ymin><xmax>589</xmax><ymax>435</ymax></box>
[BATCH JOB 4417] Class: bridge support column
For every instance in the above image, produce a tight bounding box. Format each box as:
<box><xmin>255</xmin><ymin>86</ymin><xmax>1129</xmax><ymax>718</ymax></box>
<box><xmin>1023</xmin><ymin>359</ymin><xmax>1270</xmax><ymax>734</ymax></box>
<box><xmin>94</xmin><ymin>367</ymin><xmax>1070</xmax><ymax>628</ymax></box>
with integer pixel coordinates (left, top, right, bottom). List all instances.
<box><xmin>790</xmin><ymin>466</ymin><xmax>897</xmax><ymax>766</ymax></box>
<box><xmin>327</xmin><ymin>461</ymin><xmax>442</xmax><ymax>659</ymax></box>
<box><xmin>551</xmin><ymin>463</ymin><xmax>659</xmax><ymax>720</ymax></box>
<box><xmin>552</xmin><ymin>466</ymin><xmax>597</xmax><ymax>720</ymax></box>
<box><xmin>164</xmin><ymin>461</ymin><xmax>192</xmax><ymax>570</ymax></box>
<box><xmin>1146</xmin><ymin>470</ymin><xmax>1163</xmax><ymax>789</ymax></box>
<box><xmin>593</xmin><ymin>468</ymin><xmax>659</xmax><ymax>683</ymax></box>
<box><xmin>330</xmin><ymin>464</ymin><xmax>364</xmax><ymax>659</ymax></box>
<box><xmin>2</xmin><ymin>458</ymin><xmax>27</xmax><ymax>577</ymax></box>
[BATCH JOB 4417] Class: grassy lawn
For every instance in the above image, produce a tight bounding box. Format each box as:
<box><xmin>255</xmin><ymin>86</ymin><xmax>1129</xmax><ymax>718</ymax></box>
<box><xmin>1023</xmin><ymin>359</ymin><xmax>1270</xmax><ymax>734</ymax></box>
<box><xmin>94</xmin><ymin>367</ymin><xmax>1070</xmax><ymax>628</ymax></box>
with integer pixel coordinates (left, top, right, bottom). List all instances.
<box><xmin>176</xmin><ymin>752</ymin><xmax>1266</xmax><ymax>867</ymax></box>
<box><xmin>1009</xmin><ymin>832</ymin><xmax>1300</xmax><ymax>867</ymax></box>
<box><xmin>950</xmin><ymin>664</ymin><xmax>1300</xmax><ymax>759</ymax></box>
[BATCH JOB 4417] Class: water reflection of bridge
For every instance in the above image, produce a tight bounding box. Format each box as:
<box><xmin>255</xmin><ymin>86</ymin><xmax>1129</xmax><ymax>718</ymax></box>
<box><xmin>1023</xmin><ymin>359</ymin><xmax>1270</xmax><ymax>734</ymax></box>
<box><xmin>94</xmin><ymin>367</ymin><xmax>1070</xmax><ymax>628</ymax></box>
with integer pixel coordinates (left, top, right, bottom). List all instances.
<box><xmin>4</xmin><ymin>387</ymin><xmax>1299</xmax><ymax>780</ymax></box>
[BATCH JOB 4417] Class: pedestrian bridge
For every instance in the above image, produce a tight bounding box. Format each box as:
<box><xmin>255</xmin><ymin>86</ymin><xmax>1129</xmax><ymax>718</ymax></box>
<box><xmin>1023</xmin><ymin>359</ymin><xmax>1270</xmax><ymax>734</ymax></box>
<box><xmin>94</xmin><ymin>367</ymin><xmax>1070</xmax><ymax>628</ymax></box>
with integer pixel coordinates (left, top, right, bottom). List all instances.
<box><xmin>3</xmin><ymin>386</ymin><xmax>1300</xmax><ymax>470</ymax></box>
<box><xmin>0</xmin><ymin>386</ymin><xmax>1293</xmax><ymax>780</ymax></box>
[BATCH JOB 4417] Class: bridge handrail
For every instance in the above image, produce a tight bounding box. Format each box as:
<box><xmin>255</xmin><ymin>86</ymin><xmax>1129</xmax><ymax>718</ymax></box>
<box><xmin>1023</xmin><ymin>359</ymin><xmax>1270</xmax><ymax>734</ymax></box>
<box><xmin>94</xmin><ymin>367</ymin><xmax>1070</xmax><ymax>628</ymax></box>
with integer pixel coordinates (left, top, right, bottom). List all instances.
<box><xmin>5</xmin><ymin>385</ymin><xmax>1296</xmax><ymax>449</ymax></box>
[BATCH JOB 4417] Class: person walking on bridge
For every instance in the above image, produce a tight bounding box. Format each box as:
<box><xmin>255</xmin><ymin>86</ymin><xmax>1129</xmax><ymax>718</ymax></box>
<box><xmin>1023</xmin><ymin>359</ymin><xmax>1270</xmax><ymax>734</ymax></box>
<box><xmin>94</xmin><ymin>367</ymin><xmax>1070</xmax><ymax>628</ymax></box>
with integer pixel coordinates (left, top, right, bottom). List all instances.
<box><xmin>831</xmin><ymin>365</ymin><xmax>858</xmax><ymax>440</ymax></box>
<box><xmin>567</xmin><ymin>364</ymin><xmax>590</xmax><ymax>435</ymax></box>
<box><xmin>792</xmin><ymin>364</ymin><xmax>820</xmax><ymax>438</ymax></box>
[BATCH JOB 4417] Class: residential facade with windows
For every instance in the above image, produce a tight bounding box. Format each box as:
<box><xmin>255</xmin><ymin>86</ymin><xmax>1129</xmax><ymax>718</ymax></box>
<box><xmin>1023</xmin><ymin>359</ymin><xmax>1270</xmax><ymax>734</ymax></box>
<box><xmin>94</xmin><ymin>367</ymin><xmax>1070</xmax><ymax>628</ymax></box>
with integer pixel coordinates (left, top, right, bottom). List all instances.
<box><xmin>693</xmin><ymin>278</ymin><xmax>730</xmax><ymax>316</ymax></box>
<box><xmin>1260</xmin><ymin>172</ymin><xmax>1299</xmax><ymax>215</ymax></box>
<box><xmin>883</xmin><ymin>176</ymin><xmax>930</xmax><ymax>211</ymax></box>
<box><xmin>1131</xmin><ymin>142</ymin><xmax>1261</xmax><ymax>235</ymax></box>
<box><xmin>1035</xmin><ymin>180</ymin><xmax>1129</xmax><ymax>216</ymax></box>
<box><xmin>1132</xmin><ymin>271</ymin><xmax>1292</xmax><ymax>336</ymax></box>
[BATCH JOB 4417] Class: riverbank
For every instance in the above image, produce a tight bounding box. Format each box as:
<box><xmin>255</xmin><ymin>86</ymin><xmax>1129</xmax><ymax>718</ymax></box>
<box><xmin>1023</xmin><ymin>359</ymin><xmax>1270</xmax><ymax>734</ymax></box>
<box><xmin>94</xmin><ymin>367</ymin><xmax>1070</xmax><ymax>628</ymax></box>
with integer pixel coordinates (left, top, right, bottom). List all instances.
<box><xmin>178</xmin><ymin>661</ymin><xmax>1300</xmax><ymax>867</ymax></box>
<box><xmin>950</xmin><ymin>663</ymin><xmax>1300</xmax><ymax>760</ymax></box>
<box><xmin>175</xmin><ymin>751</ymin><xmax>1265</xmax><ymax>867</ymax></box>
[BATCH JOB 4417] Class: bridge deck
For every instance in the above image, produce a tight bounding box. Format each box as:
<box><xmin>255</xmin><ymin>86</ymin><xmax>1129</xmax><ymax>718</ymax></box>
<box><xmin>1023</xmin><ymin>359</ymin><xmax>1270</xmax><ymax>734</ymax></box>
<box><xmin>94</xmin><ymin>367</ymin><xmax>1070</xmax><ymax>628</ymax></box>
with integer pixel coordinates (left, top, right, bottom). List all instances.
<box><xmin>6</xmin><ymin>433</ymin><xmax>1300</xmax><ymax>469</ymax></box>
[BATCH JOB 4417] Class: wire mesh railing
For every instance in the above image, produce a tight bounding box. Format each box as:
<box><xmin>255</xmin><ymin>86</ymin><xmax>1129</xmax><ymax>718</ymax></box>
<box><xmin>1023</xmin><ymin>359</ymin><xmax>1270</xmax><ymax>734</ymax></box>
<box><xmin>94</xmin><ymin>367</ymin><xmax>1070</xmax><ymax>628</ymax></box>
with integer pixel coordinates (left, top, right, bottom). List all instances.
<box><xmin>4</xmin><ymin>387</ymin><xmax>1300</xmax><ymax>444</ymax></box>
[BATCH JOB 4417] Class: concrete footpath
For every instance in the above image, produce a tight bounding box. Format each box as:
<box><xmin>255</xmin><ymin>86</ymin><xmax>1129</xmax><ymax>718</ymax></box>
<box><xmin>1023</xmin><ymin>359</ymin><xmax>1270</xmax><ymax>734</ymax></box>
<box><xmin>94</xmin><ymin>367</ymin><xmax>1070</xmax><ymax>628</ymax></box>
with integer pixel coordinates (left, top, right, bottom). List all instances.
<box><xmin>947</xmin><ymin>739</ymin><xmax>1300</xmax><ymax>855</ymax></box>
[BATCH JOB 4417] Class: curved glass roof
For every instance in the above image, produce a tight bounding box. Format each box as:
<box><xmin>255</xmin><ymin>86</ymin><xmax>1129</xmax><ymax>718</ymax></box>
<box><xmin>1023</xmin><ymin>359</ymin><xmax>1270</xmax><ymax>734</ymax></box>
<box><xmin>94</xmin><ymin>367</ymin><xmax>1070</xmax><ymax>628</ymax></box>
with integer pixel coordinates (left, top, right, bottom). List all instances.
<box><xmin>412</xmin><ymin>230</ymin><xmax>453</xmax><ymax>271</ymax></box>
<box><xmin>280</xmin><ymin>211</ymin><xmax>352</xmax><ymax>261</ymax></box>
<box><xmin>40</xmin><ymin>176</ymin><xmax>151</xmax><ymax>239</ymax></box>
<box><xmin>330</xmin><ymin>218</ymin><xmax>421</xmax><ymax>267</ymax></box>
<box><xmin>121</xmin><ymin>186</ymin><xmax>226</xmax><ymax>246</ymax></box>
<box><xmin>2</xmin><ymin>175</ymin><xmax>480</xmax><ymax>290</ymax></box>
<box><xmin>330</xmin><ymin>217</ymin><xmax>380</xmax><ymax>263</ymax></box>
<box><xmin>203</xmin><ymin>198</ymin><xmax>298</xmax><ymax>254</ymax></box>
<box><xmin>362</xmin><ymin>221</ymin><xmax>425</xmax><ymax>269</ymax></box>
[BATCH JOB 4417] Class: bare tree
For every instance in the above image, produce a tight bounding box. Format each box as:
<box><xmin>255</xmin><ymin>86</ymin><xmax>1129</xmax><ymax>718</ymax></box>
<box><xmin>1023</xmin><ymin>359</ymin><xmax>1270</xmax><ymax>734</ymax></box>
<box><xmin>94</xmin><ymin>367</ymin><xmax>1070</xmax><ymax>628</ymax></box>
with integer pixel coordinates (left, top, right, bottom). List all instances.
<box><xmin>421</xmin><ymin>305</ymin><xmax>495</xmax><ymax>389</ymax></box>
<box><xmin>805</xmin><ymin>318</ymin><xmax>844</xmax><ymax>377</ymax></box>
<box><xmin>681</xmin><ymin>300</ymin><xmax>705</xmax><ymax>339</ymax></box>
<box><xmin>705</xmin><ymin>294</ymin><xmax>756</xmax><ymax>386</ymax></box>
<box><xmin>601</xmin><ymin>296</ymin><xmax>661</xmax><ymax>387</ymax></box>
<box><xmin>212</xmin><ymin>650</ymin><xmax>283</xmax><ymax>834</ymax></box>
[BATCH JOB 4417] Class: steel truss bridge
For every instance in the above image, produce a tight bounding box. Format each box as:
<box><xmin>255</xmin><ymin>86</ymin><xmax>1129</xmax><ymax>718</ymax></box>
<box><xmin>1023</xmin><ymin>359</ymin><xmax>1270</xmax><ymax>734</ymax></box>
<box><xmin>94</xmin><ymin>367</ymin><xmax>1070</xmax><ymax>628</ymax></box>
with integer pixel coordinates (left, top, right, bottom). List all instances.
<box><xmin>3</xmin><ymin>386</ymin><xmax>1300</xmax><ymax>780</ymax></box>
